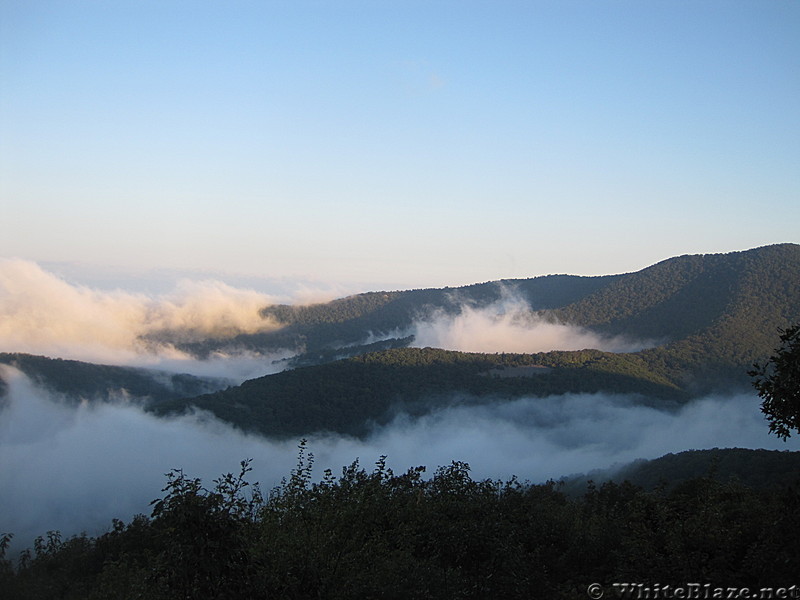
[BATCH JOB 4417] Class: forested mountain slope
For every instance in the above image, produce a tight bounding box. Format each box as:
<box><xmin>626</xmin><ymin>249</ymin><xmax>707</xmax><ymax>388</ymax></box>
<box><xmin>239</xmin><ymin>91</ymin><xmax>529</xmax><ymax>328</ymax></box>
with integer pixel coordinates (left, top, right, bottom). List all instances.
<box><xmin>176</xmin><ymin>273</ymin><xmax>622</xmax><ymax>358</ymax></box>
<box><xmin>4</xmin><ymin>447</ymin><xmax>799</xmax><ymax>599</ymax></box>
<box><xmin>4</xmin><ymin>245</ymin><xmax>798</xmax><ymax>437</ymax></box>
<box><xmin>179</xmin><ymin>245</ymin><xmax>800</xmax><ymax>372</ymax></box>
<box><xmin>561</xmin><ymin>448</ymin><xmax>800</xmax><ymax>495</ymax></box>
<box><xmin>552</xmin><ymin>244</ymin><xmax>800</xmax><ymax>391</ymax></box>
<box><xmin>152</xmin><ymin>245</ymin><xmax>800</xmax><ymax>437</ymax></box>
<box><xmin>152</xmin><ymin>347</ymin><xmax>685</xmax><ymax>437</ymax></box>
<box><xmin>0</xmin><ymin>353</ymin><xmax>229</xmax><ymax>404</ymax></box>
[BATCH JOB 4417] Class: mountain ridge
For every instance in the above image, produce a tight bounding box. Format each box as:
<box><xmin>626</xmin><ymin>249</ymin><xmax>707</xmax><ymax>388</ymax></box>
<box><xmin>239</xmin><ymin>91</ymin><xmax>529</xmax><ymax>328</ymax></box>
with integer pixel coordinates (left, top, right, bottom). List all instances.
<box><xmin>153</xmin><ymin>244</ymin><xmax>800</xmax><ymax>436</ymax></box>
<box><xmin>179</xmin><ymin>244</ymin><xmax>799</xmax><ymax>363</ymax></box>
<box><xmin>0</xmin><ymin>353</ymin><xmax>230</xmax><ymax>404</ymax></box>
<box><xmin>3</xmin><ymin>244</ymin><xmax>798</xmax><ymax>438</ymax></box>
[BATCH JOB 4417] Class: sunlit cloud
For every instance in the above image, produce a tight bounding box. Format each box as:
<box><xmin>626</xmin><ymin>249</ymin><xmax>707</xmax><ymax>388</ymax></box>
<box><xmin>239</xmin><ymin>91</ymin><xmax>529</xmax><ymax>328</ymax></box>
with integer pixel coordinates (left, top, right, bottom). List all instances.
<box><xmin>410</xmin><ymin>294</ymin><xmax>650</xmax><ymax>354</ymax></box>
<box><xmin>0</xmin><ymin>259</ymin><xmax>287</xmax><ymax>376</ymax></box>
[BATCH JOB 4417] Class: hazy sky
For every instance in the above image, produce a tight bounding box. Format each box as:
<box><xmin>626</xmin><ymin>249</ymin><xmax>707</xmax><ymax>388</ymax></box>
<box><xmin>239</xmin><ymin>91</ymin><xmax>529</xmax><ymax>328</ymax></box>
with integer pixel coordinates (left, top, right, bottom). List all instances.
<box><xmin>2</xmin><ymin>1</ymin><xmax>798</xmax><ymax>291</ymax></box>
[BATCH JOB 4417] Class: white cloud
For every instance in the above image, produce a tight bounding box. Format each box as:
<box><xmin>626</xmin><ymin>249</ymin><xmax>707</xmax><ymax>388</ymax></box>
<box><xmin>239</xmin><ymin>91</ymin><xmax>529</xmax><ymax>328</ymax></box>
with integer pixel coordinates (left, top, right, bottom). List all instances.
<box><xmin>0</xmin><ymin>259</ymin><xmax>292</xmax><ymax>378</ymax></box>
<box><xmin>410</xmin><ymin>294</ymin><xmax>648</xmax><ymax>354</ymax></box>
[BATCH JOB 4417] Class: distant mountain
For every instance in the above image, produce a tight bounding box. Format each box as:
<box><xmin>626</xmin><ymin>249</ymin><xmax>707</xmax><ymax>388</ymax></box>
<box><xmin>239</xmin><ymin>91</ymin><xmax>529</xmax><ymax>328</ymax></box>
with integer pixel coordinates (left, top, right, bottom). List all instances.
<box><xmin>552</xmin><ymin>244</ymin><xmax>800</xmax><ymax>391</ymax></box>
<box><xmin>152</xmin><ymin>244</ymin><xmax>800</xmax><ymax>436</ymax></box>
<box><xmin>4</xmin><ymin>245</ymin><xmax>798</xmax><ymax>438</ymax></box>
<box><xmin>0</xmin><ymin>353</ymin><xmax>230</xmax><ymax>405</ymax></box>
<box><xmin>174</xmin><ymin>271</ymin><xmax>622</xmax><ymax>359</ymax></box>
<box><xmin>180</xmin><ymin>244</ymin><xmax>800</xmax><ymax>383</ymax></box>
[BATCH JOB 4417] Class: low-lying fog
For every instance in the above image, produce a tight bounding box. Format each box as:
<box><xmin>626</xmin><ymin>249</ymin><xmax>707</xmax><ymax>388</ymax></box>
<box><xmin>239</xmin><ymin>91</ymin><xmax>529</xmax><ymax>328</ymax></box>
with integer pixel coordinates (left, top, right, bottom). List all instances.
<box><xmin>1</xmin><ymin>260</ymin><xmax>797</xmax><ymax>553</ymax></box>
<box><xmin>2</xmin><ymin>367</ymin><xmax>796</xmax><ymax>553</ymax></box>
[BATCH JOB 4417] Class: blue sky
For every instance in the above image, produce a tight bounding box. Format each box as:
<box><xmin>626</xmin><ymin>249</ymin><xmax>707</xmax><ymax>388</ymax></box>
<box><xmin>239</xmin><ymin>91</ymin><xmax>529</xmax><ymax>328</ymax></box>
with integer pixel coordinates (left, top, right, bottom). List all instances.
<box><xmin>1</xmin><ymin>0</ymin><xmax>798</xmax><ymax>292</ymax></box>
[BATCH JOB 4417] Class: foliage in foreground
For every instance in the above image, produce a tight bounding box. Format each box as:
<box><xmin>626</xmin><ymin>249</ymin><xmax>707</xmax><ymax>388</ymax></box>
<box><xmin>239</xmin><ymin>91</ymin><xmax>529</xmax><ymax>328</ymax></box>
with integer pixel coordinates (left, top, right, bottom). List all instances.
<box><xmin>750</xmin><ymin>324</ymin><xmax>800</xmax><ymax>439</ymax></box>
<box><xmin>2</xmin><ymin>446</ymin><xmax>799</xmax><ymax>600</ymax></box>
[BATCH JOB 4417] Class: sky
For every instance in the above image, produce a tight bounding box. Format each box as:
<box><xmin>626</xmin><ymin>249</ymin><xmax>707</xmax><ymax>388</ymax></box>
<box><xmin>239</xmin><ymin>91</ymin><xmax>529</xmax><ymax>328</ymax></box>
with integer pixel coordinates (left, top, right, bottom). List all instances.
<box><xmin>1</xmin><ymin>0</ymin><xmax>799</xmax><ymax>293</ymax></box>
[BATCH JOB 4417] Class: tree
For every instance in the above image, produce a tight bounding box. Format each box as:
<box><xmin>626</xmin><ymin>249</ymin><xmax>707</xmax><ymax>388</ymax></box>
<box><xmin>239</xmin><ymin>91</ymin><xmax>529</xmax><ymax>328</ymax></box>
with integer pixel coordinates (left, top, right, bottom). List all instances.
<box><xmin>147</xmin><ymin>459</ymin><xmax>263</xmax><ymax>599</ymax></box>
<box><xmin>750</xmin><ymin>324</ymin><xmax>800</xmax><ymax>439</ymax></box>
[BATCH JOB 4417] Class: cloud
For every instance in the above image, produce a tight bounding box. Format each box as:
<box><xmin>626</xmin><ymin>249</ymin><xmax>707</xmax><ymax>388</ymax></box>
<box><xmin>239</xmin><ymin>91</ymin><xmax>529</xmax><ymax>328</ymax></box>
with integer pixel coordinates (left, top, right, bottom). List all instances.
<box><xmin>1</xmin><ymin>262</ymin><xmax>647</xmax><ymax>376</ymax></box>
<box><xmin>2</xmin><ymin>367</ymin><xmax>795</xmax><ymax>554</ymax></box>
<box><xmin>0</xmin><ymin>259</ymin><xmax>292</xmax><ymax>379</ymax></box>
<box><xmin>410</xmin><ymin>294</ymin><xmax>648</xmax><ymax>354</ymax></box>
<box><xmin>0</xmin><ymin>366</ymin><xmax>300</xmax><ymax>552</ymax></box>
<box><xmin>322</xmin><ymin>392</ymin><xmax>798</xmax><ymax>483</ymax></box>
<box><xmin>40</xmin><ymin>261</ymin><xmax>364</xmax><ymax>301</ymax></box>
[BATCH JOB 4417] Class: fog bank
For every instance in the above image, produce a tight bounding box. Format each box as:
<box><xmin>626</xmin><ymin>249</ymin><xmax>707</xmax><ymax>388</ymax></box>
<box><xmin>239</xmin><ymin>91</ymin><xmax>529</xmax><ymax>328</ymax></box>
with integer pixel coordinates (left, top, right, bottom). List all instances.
<box><xmin>2</xmin><ymin>368</ymin><xmax>795</xmax><ymax>553</ymax></box>
<box><xmin>410</xmin><ymin>295</ymin><xmax>649</xmax><ymax>354</ymax></box>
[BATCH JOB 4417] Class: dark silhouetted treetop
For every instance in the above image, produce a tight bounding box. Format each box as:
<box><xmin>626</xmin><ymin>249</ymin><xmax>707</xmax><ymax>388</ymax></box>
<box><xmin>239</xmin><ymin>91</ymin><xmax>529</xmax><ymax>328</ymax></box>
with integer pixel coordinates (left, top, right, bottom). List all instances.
<box><xmin>750</xmin><ymin>324</ymin><xmax>800</xmax><ymax>439</ymax></box>
<box><xmin>3</xmin><ymin>448</ymin><xmax>800</xmax><ymax>599</ymax></box>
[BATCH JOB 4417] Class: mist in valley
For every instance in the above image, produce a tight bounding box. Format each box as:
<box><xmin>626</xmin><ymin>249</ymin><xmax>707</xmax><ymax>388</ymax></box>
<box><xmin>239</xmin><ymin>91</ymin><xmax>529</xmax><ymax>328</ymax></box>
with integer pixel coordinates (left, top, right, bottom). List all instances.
<box><xmin>1</xmin><ymin>366</ymin><xmax>795</xmax><ymax>553</ymax></box>
<box><xmin>1</xmin><ymin>261</ymin><xmax>797</xmax><ymax>553</ymax></box>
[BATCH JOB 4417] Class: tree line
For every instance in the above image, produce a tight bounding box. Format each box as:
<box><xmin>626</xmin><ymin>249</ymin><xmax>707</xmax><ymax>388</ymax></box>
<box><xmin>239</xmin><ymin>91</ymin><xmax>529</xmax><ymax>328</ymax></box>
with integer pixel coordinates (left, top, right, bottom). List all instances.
<box><xmin>2</xmin><ymin>445</ymin><xmax>799</xmax><ymax>600</ymax></box>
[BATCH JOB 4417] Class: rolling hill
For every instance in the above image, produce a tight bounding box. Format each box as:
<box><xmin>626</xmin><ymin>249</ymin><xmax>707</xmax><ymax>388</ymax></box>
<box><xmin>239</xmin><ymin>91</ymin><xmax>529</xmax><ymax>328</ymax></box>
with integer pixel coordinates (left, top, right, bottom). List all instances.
<box><xmin>0</xmin><ymin>353</ymin><xmax>230</xmax><ymax>405</ymax></box>
<box><xmin>151</xmin><ymin>346</ymin><xmax>686</xmax><ymax>438</ymax></box>
<box><xmin>153</xmin><ymin>244</ymin><xmax>800</xmax><ymax>437</ymax></box>
<box><xmin>178</xmin><ymin>244</ymin><xmax>800</xmax><ymax>377</ymax></box>
<box><xmin>3</xmin><ymin>244</ymin><xmax>799</xmax><ymax>437</ymax></box>
<box><xmin>559</xmin><ymin>447</ymin><xmax>800</xmax><ymax>495</ymax></box>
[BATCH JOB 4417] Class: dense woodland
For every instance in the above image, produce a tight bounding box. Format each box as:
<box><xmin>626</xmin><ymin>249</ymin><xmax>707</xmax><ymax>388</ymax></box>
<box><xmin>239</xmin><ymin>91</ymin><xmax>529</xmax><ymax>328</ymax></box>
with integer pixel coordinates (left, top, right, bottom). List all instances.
<box><xmin>153</xmin><ymin>347</ymin><xmax>685</xmax><ymax>438</ymax></box>
<box><xmin>2</xmin><ymin>447</ymin><xmax>799</xmax><ymax>600</ymax></box>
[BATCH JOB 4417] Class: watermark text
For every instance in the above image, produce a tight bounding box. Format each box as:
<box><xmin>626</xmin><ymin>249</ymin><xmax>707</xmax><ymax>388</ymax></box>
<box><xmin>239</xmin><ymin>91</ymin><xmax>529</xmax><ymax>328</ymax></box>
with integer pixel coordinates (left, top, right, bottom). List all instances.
<box><xmin>586</xmin><ymin>583</ymin><xmax>800</xmax><ymax>600</ymax></box>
